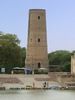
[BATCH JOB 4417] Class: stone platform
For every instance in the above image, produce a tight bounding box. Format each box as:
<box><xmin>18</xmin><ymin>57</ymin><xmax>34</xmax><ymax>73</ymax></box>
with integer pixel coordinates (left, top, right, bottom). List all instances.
<box><xmin>0</xmin><ymin>73</ymin><xmax>75</xmax><ymax>90</ymax></box>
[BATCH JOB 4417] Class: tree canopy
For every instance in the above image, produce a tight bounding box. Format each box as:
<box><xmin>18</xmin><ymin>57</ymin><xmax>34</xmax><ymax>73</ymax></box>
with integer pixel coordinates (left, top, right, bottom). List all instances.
<box><xmin>48</xmin><ymin>50</ymin><xmax>71</xmax><ymax>72</ymax></box>
<box><xmin>0</xmin><ymin>32</ymin><xmax>26</xmax><ymax>73</ymax></box>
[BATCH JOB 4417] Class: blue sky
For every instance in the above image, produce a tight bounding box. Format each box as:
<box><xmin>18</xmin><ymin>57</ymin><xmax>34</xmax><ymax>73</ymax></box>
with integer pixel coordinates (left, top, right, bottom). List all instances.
<box><xmin>0</xmin><ymin>0</ymin><xmax>75</xmax><ymax>52</ymax></box>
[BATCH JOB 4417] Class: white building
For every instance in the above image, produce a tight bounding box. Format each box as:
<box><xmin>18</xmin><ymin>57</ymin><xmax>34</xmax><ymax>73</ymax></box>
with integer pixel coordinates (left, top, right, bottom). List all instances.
<box><xmin>71</xmin><ymin>54</ymin><xmax>75</xmax><ymax>75</ymax></box>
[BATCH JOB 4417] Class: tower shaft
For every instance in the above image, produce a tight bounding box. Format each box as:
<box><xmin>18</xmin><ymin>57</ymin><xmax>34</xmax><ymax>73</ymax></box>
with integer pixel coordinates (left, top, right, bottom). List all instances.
<box><xmin>25</xmin><ymin>9</ymin><xmax>48</xmax><ymax>70</ymax></box>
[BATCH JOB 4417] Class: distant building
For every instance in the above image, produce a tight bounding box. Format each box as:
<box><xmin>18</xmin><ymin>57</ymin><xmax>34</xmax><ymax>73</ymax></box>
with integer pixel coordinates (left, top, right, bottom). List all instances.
<box><xmin>71</xmin><ymin>54</ymin><xmax>75</xmax><ymax>74</ymax></box>
<box><xmin>25</xmin><ymin>9</ymin><xmax>48</xmax><ymax>71</ymax></box>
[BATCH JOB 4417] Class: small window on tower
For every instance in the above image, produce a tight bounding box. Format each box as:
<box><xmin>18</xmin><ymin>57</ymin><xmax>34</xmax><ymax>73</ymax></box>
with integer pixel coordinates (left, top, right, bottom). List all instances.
<box><xmin>38</xmin><ymin>38</ymin><xmax>40</xmax><ymax>42</ymax></box>
<box><xmin>31</xmin><ymin>39</ymin><xmax>32</xmax><ymax>42</ymax></box>
<box><xmin>38</xmin><ymin>16</ymin><xmax>40</xmax><ymax>20</ymax></box>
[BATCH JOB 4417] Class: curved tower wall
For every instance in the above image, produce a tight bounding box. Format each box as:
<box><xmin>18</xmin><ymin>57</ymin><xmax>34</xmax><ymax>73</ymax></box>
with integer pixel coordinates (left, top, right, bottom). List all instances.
<box><xmin>25</xmin><ymin>9</ymin><xmax>48</xmax><ymax>70</ymax></box>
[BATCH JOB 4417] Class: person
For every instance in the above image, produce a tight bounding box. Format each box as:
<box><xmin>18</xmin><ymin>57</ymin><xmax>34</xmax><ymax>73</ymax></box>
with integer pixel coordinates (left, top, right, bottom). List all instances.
<box><xmin>43</xmin><ymin>82</ymin><xmax>46</xmax><ymax>88</ymax></box>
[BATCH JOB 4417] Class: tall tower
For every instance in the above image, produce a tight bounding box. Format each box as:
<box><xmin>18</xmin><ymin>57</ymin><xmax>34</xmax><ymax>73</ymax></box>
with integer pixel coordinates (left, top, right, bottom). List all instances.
<box><xmin>25</xmin><ymin>9</ymin><xmax>48</xmax><ymax>70</ymax></box>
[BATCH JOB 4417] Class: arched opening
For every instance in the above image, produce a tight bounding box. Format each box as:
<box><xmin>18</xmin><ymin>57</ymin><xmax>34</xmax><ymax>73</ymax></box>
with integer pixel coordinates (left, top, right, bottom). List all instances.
<box><xmin>38</xmin><ymin>38</ymin><xmax>40</xmax><ymax>42</ymax></box>
<box><xmin>38</xmin><ymin>16</ymin><xmax>40</xmax><ymax>20</ymax></box>
<box><xmin>38</xmin><ymin>63</ymin><xmax>41</xmax><ymax>68</ymax></box>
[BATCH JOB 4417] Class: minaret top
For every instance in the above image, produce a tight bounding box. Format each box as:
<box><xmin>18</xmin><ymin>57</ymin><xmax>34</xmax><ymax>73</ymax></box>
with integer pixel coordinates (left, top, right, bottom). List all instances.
<box><xmin>29</xmin><ymin>9</ymin><xmax>45</xmax><ymax>11</ymax></box>
<box><xmin>29</xmin><ymin>9</ymin><xmax>46</xmax><ymax>13</ymax></box>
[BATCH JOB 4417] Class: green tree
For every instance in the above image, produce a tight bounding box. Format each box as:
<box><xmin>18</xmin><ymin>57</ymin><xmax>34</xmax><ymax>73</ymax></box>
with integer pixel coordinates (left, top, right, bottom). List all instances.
<box><xmin>63</xmin><ymin>62</ymin><xmax>71</xmax><ymax>72</ymax></box>
<box><xmin>0</xmin><ymin>32</ymin><xmax>22</xmax><ymax>73</ymax></box>
<box><xmin>20</xmin><ymin>47</ymin><xmax>26</xmax><ymax>67</ymax></box>
<box><xmin>48</xmin><ymin>50</ymin><xmax>71</xmax><ymax>72</ymax></box>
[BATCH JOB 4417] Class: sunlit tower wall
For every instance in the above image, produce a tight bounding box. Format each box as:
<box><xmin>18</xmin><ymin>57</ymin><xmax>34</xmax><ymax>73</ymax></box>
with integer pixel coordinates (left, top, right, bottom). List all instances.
<box><xmin>25</xmin><ymin>9</ymin><xmax>48</xmax><ymax>70</ymax></box>
<box><xmin>71</xmin><ymin>54</ymin><xmax>75</xmax><ymax>75</ymax></box>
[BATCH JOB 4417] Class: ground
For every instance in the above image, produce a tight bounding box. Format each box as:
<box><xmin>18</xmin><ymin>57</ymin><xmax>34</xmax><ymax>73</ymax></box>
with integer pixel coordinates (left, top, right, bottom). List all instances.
<box><xmin>0</xmin><ymin>73</ymin><xmax>75</xmax><ymax>89</ymax></box>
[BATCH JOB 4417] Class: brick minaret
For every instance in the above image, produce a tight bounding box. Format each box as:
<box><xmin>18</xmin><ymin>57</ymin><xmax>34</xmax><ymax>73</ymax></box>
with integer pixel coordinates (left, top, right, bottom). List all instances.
<box><xmin>25</xmin><ymin>9</ymin><xmax>48</xmax><ymax>70</ymax></box>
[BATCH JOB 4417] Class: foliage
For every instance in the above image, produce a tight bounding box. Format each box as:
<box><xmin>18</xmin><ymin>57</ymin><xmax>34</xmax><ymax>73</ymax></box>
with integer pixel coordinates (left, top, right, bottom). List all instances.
<box><xmin>20</xmin><ymin>47</ymin><xmax>26</xmax><ymax>67</ymax></box>
<box><xmin>63</xmin><ymin>62</ymin><xmax>71</xmax><ymax>72</ymax></box>
<box><xmin>0</xmin><ymin>32</ymin><xmax>22</xmax><ymax>73</ymax></box>
<box><xmin>48</xmin><ymin>50</ymin><xmax>71</xmax><ymax>72</ymax></box>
